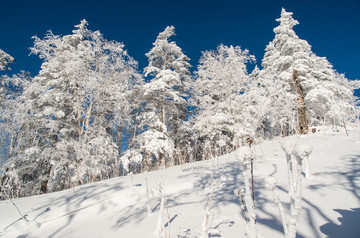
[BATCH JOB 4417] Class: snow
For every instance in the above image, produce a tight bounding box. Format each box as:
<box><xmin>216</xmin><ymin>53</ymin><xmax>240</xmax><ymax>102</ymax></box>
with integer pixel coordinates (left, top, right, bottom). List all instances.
<box><xmin>1</xmin><ymin>129</ymin><xmax>360</xmax><ymax>237</ymax></box>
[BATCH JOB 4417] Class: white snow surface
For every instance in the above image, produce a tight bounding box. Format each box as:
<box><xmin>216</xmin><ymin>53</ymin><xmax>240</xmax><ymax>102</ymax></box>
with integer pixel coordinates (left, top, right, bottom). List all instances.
<box><xmin>1</xmin><ymin>129</ymin><xmax>360</xmax><ymax>237</ymax></box>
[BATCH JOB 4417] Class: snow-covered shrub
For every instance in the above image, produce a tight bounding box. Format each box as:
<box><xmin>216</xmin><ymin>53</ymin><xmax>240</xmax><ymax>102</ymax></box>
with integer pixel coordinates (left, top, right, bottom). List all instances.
<box><xmin>121</xmin><ymin>149</ymin><xmax>143</xmax><ymax>175</ymax></box>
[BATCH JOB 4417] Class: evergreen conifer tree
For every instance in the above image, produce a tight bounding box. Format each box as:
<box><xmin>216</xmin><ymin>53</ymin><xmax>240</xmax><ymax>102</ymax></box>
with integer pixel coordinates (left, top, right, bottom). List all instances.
<box><xmin>139</xmin><ymin>26</ymin><xmax>191</xmax><ymax>169</ymax></box>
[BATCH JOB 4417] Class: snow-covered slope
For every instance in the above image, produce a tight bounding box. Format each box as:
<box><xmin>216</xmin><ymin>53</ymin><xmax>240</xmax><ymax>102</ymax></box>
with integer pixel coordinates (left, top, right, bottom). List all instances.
<box><xmin>1</xmin><ymin>129</ymin><xmax>360</xmax><ymax>237</ymax></box>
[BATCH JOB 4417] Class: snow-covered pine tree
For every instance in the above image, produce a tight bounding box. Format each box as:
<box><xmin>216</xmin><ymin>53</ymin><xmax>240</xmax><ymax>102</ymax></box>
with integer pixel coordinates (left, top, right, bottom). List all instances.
<box><xmin>192</xmin><ymin>44</ymin><xmax>258</xmax><ymax>158</ymax></box>
<box><xmin>138</xmin><ymin>26</ymin><xmax>191</xmax><ymax>169</ymax></box>
<box><xmin>258</xmin><ymin>8</ymin><xmax>311</xmax><ymax>135</ymax></box>
<box><xmin>1</xmin><ymin>20</ymin><xmax>141</xmax><ymax>197</ymax></box>
<box><xmin>258</xmin><ymin>8</ymin><xmax>358</xmax><ymax>136</ymax></box>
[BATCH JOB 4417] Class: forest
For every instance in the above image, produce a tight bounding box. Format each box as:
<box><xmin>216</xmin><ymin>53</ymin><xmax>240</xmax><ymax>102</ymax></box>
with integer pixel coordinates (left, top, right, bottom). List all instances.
<box><xmin>0</xmin><ymin>8</ymin><xmax>359</xmax><ymax>199</ymax></box>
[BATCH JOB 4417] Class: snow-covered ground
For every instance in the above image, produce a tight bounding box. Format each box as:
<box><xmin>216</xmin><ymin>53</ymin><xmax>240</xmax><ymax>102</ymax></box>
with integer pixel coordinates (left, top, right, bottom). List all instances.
<box><xmin>1</xmin><ymin>128</ymin><xmax>360</xmax><ymax>238</ymax></box>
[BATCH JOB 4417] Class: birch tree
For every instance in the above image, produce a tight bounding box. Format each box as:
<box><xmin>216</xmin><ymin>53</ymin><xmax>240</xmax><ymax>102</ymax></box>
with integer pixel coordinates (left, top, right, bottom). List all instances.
<box><xmin>1</xmin><ymin>20</ymin><xmax>141</xmax><ymax>197</ymax></box>
<box><xmin>192</xmin><ymin>44</ymin><xmax>259</xmax><ymax>157</ymax></box>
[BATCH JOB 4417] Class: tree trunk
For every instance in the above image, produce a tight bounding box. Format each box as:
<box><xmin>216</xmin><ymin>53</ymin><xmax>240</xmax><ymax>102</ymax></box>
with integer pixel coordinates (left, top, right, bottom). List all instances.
<box><xmin>84</xmin><ymin>99</ymin><xmax>94</xmax><ymax>143</ymax></box>
<box><xmin>118</xmin><ymin>127</ymin><xmax>123</xmax><ymax>157</ymax></box>
<box><xmin>160</xmin><ymin>105</ymin><xmax>165</xmax><ymax>125</ymax></box>
<box><xmin>132</xmin><ymin>114</ymin><xmax>137</xmax><ymax>148</ymax></box>
<box><xmin>292</xmin><ymin>69</ymin><xmax>308</xmax><ymax>134</ymax></box>
<box><xmin>115</xmin><ymin>127</ymin><xmax>123</xmax><ymax>177</ymax></box>
<box><xmin>8</xmin><ymin>125</ymin><xmax>24</xmax><ymax>158</ymax></box>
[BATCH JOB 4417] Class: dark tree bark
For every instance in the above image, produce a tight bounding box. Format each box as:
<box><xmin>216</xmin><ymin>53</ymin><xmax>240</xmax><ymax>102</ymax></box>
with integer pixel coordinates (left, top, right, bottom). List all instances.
<box><xmin>293</xmin><ymin>69</ymin><xmax>309</xmax><ymax>134</ymax></box>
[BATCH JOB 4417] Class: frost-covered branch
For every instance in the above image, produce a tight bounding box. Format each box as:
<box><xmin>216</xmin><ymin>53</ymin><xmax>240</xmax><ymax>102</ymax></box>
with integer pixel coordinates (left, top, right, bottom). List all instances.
<box><xmin>234</xmin><ymin>147</ymin><xmax>258</xmax><ymax>238</ymax></box>
<box><xmin>201</xmin><ymin>163</ymin><xmax>215</xmax><ymax>238</ymax></box>
<box><xmin>276</xmin><ymin>140</ymin><xmax>313</xmax><ymax>238</ymax></box>
<box><xmin>234</xmin><ymin>187</ymin><xmax>250</xmax><ymax>236</ymax></box>
<box><xmin>265</xmin><ymin>177</ymin><xmax>288</xmax><ymax>237</ymax></box>
<box><xmin>0</xmin><ymin>49</ymin><xmax>14</xmax><ymax>71</ymax></box>
<box><xmin>156</xmin><ymin>183</ymin><xmax>169</xmax><ymax>238</ymax></box>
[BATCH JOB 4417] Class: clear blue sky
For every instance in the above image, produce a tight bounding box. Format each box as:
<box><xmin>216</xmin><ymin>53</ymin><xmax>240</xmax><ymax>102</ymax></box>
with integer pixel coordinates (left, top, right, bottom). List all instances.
<box><xmin>1</xmin><ymin>0</ymin><xmax>359</xmax><ymax>93</ymax></box>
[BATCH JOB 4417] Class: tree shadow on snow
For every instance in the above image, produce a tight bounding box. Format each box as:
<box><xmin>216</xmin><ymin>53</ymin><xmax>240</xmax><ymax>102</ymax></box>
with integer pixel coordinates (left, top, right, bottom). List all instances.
<box><xmin>177</xmin><ymin>158</ymin><xmax>297</xmax><ymax>237</ymax></box>
<box><xmin>306</xmin><ymin>154</ymin><xmax>360</xmax><ymax>238</ymax></box>
<box><xmin>3</xmin><ymin>177</ymin><xmax>125</xmax><ymax>237</ymax></box>
<box><xmin>320</xmin><ymin>208</ymin><xmax>360</xmax><ymax>238</ymax></box>
<box><xmin>178</xmin><ymin>154</ymin><xmax>340</xmax><ymax>238</ymax></box>
<box><xmin>311</xmin><ymin>154</ymin><xmax>360</xmax><ymax>201</ymax></box>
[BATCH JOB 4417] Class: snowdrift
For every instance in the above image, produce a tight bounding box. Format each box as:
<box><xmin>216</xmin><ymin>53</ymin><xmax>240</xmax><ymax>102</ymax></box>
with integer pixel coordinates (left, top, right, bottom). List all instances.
<box><xmin>1</xmin><ymin>129</ymin><xmax>360</xmax><ymax>237</ymax></box>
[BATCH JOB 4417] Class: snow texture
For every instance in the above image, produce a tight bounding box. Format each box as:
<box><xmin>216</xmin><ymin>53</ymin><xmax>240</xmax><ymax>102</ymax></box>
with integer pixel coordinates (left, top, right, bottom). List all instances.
<box><xmin>0</xmin><ymin>130</ymin><xmax>359</xmax><ymax>237</ymax></box>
